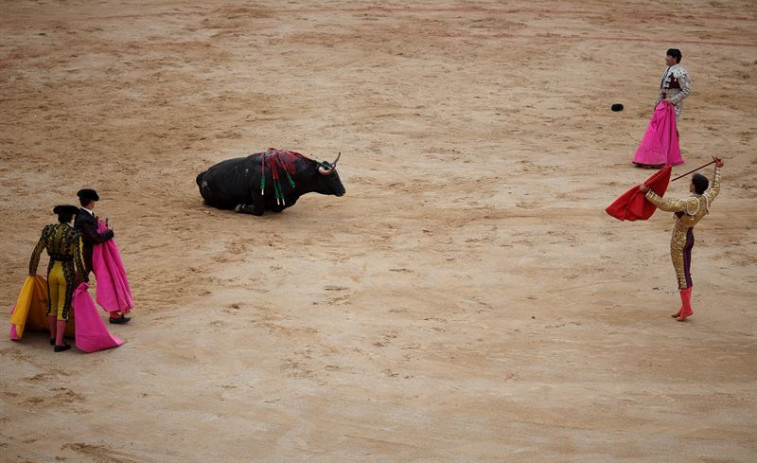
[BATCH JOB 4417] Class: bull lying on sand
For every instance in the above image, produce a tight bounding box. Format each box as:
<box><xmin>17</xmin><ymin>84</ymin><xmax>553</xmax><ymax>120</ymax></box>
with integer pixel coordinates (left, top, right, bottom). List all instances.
<box><xmin>196</xmin><ymin>148</ymin><xmax>345</xmax><ymax>216</ymax></box>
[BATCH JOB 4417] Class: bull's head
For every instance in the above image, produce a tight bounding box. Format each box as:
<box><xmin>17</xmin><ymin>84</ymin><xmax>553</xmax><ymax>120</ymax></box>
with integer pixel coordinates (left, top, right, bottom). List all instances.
<box><xmin>316</xmin><ymin>152</ymin><xmax>345</xmax><ymax>197</ymax></box>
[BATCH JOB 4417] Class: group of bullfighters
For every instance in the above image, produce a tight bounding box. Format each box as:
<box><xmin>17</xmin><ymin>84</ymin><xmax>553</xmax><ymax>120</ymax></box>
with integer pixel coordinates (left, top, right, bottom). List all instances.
<box><xmin>25</xmin><ymin>48</ymin><xmax>726</xmax><ymax>354</ymax></box>
<box><xmin>27</xmin><ymin>188</ymin><xmax>126</xmax><ymax>352</ymax></box>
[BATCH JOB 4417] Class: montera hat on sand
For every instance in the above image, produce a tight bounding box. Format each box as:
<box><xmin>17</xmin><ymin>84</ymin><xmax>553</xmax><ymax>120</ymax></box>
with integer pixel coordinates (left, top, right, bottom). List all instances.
<box><xmin>77</xmin><ymin>188</ymin><xmax>100</xmax><ymax>202</ymax></box>
<box><xmin>611</xmin><ymin>103</ymin><xmax>624</xmax><ymax>112</ymax></box>
<box><xmin>53</xmin><ymin>205</ymin><xmax>80</xmax><ymax>215</ymax></box>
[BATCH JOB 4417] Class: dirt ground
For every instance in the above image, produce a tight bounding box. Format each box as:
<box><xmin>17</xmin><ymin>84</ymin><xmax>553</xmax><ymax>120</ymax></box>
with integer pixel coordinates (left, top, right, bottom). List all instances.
<box><xmin>1</xmin><ymin>1</ymin><xmax>756</xmax><ymax>462</ymax></box>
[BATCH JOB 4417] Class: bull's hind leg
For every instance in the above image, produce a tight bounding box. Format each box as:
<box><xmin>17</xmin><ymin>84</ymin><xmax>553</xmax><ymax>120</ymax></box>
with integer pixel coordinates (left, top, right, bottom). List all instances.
<box><xmin>234</xmin><ymin>203</ymin><xmax>264</xmax><ymax>216</ymax></box>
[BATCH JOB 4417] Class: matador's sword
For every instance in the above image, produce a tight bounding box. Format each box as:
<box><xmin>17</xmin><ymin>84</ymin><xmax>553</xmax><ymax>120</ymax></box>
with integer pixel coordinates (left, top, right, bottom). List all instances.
<box><xmin>671</xmin><ymin>159</ymin><xmax>718</xmax><ymax>182</ymax></box>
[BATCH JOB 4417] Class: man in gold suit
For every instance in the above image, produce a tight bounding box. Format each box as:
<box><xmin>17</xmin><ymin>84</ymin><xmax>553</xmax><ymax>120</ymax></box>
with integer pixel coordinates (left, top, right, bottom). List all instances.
<box><xmin>639</xmin><ymin>157</ymin><xmax>723</xmax><ymax>321</ymax></box>
<box><xmin>29</xmin><ymin>205</ymin><xmax>87</xmax><ymax>352</ymax></box>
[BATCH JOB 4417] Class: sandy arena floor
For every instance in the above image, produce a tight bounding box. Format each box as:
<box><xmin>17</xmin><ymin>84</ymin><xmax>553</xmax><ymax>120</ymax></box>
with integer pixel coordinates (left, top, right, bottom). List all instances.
<box><xmin>1</xmin><ymin>1</ymin><xmax>756</xmax><ymax>461</ymax></box>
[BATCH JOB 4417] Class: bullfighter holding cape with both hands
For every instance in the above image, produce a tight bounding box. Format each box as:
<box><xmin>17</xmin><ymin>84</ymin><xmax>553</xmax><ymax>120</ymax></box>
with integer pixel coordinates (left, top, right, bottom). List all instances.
<box><xmin>632</xmin><ymin>48</ymin><xmax>691</xmax><ymax>168</ymax></box>
<box><xmin>26</xmin><ymin>205</ymin><xmax>87</xmax><ymax>351</ymax></box>
<box><xmin>75</xmin><ymin>188</ymin><xmax>134</xmax><ymax>323</ymax></box>
<box><xmin>607</xmin><ymin>157</ymin><xmax>724</xmax><ymax>321</ymax></box>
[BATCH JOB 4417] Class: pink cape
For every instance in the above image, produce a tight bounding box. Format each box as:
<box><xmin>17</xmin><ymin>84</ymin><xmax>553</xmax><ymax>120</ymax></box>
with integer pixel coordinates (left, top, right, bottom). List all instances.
<box><xmin>9</xmin><ymin>277</ymin><xmax>122</xmax><ymax>353</ymax></box>
<box><xmin>632</xmin><ymin>102</ymin><xmax>683</xmax><ymax>167</ymax></box>
<box><xmin>92</xmin><ymin>220</ymin><xmax>134</xmax><ymax>314</ymax></box>
<box><xmin>72</xmin><ymin>282</ymin><xmax>123</xmax><ymax>352</ymax></box>
<box><xmin>606</xmin><ymin>165</ymin><xmax>672</xmax><ymax>221</ymax></box>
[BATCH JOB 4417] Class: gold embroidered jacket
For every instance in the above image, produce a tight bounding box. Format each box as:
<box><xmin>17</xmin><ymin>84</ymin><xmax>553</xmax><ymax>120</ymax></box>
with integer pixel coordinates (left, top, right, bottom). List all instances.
<box><xmin>644</xmin><ymin>167</ymin><xmax>721</xmax><ymax>236</ymax></box>
<box><xmin>29</xmin><ymin>223</ymin><xmax>87</xmax><ymax>277</ymax></box>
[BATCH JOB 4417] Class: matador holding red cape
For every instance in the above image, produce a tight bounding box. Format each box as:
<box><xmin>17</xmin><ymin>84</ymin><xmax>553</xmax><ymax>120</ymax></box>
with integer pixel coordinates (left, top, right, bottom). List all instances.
<box><xmin>639</xmin><ymin>158</ymin><xmax>724</xmax><ymax>321</ymax></box>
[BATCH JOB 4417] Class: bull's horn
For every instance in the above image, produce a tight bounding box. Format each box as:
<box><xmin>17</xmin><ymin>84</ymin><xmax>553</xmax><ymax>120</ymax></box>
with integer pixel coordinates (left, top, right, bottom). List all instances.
<box><xmin>318</xmin><ymin>152</ymin><xmax>341</xmax><ymax>175</ymax></box>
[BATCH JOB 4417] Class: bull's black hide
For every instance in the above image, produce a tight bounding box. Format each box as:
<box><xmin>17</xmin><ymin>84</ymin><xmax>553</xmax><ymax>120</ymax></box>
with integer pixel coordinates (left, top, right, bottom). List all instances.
<box><xmin>197</xmin><ymin>149</ymin><xmax>345</xmax><ymax>216</ymax></box>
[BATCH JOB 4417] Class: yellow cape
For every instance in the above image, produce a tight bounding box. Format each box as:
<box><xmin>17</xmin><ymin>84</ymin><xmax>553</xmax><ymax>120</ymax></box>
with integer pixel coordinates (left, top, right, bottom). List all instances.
<box><xmin>10</xmin><ymin>275</ymin><xmax>75</xmax><ymax>339</ymax></box>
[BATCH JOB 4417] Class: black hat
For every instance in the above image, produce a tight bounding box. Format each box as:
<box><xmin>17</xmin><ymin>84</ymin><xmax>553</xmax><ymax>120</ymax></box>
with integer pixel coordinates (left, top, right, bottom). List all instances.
<box><xmin>53</xmin><ymin>205</ymin><xmax>80</xmax><ymax>215</ymax></box>
<box><xmin>611</xmin><ymin>103</ymin><xmax>624</xmax><ymax>112</ymax></box>
<box><xmin>77</xmin><ymin>188</ymin><xmax>100</xmax><ymax>202</ymax></box>
<box><xmin>666</xmin><ymin>48</ymin><xmax>682</xmax><ymax>60</ymax></box>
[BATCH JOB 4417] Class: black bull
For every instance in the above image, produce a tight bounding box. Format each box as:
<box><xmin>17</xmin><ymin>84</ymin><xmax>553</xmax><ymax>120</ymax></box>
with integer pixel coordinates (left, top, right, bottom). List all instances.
<box><xmin>196</xmin><ymin>149</ymin><xmax>345</xmax><ymax>216</ymax></box>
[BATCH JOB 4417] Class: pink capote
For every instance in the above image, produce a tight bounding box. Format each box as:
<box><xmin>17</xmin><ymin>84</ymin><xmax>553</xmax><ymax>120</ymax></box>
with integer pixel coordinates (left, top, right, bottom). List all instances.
<box><xmin>92</xmin><ymin>220</ymin><xmax>134</xmax><ymax>314</ymax></box>
<box><xmin>8</xmin><ymin>277</ymin><xmax>122</xmax><ymax>352</ymax></box>
<box><xmin>606</xmin><ymin>165</ymin><xmax>672</xmax><ymax>221</ymax></box>
<box><xmin>632</xmin><ymin>102</ymin><xmax>683</xmax><ymax>167</ymax></box>
<box><xmin>71</xmin><ymin>282</ymin><xmax>122</xmax><ymax>352</ymax></box>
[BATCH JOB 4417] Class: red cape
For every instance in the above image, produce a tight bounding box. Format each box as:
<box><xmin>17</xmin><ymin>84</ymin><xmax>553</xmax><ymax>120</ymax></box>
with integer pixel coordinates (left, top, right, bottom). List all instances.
<box><xmin>606</xmin><ymin>166</ymin><xmax>671</xmax><ymax>221</ymax></box>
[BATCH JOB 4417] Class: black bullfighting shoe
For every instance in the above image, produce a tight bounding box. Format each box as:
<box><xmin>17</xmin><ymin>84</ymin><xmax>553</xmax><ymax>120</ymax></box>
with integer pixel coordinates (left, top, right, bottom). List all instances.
<box><xmin>54</xmin><ymin>344</ymin><xmax>72</xmax><ymax>352</ymax></box>
<box><xmin>109</xmin><ymin>316</ymin><xmax>131</xmax><ymax>324</ymax></box>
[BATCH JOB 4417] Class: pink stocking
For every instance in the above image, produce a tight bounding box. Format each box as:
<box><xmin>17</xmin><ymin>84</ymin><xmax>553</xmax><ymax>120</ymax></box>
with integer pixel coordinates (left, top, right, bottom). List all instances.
<box><xmin>48</xmin><ymin>315</ymin><xmax>57</xmax><ymax>342</ymax></box>
<box><xmin>55</xmin><ymin>320</ymin><xmax>67</xmax><ymax>346</ymax></box>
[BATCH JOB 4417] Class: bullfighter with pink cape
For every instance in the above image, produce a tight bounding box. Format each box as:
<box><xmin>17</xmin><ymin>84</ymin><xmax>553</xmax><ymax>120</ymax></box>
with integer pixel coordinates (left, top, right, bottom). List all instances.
<box><xmin>632</xmin><ymin>101</ymin><xmax>684</xmax><ymax>168</ymax></box>
<box><xmin>92</xmin><ymin>220</ymin><xmax>134</xmax><ymax>316</ymax></box>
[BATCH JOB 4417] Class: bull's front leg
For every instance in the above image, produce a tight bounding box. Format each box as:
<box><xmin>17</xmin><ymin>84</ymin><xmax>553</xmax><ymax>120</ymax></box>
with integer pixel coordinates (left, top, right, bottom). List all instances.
<box><xmin>270</xmin><ymin>194</ymin><xmax>298</xmax><ymax>212</ymax></box>
<box><xmin>234</xmin><ymin>192</ymin><xmax>265</xmax><ymax>216</ymax></box>
<box><xmin>232</xmin><ymin>188</ymin><xmax>266</xmax><ymax>215</ymax></box>
<box><xmin>234</xmin><ymin>203</ymin><xmax>264</xmax><ymax>216</ymax></box>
